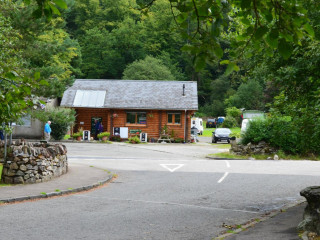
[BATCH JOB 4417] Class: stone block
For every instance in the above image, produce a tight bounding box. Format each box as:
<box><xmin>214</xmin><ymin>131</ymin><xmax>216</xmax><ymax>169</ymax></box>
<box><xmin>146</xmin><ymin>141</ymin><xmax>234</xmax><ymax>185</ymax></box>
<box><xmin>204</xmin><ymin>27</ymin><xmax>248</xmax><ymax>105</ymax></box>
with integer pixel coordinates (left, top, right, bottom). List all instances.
<box><xmin>20</xmin><ymin>165</ymin><xmax>27</xmax><ymax>171</ymax></box>
<box><xmin>13</xmin><ymin>176</ymin><xmax>24</xmax><ymax>184</ymax></box>
<box><xmin>25</xmin><ymin>178</ymin><xmax>35</xmax><ymax>184</ymax></box>
<box><xmin>7</xmin><ymin>169</ymin><xmax>16</xmax><ymax>177</ymax></box>
<box><xmin>4</xmin><ymin>176</ymin><xmax>13</xmax><ymax>184</ymax></box>
<box><xmin>16</xmin><ymin>170</ymin><xmax>25</xmax><ymax>176</ymax></box>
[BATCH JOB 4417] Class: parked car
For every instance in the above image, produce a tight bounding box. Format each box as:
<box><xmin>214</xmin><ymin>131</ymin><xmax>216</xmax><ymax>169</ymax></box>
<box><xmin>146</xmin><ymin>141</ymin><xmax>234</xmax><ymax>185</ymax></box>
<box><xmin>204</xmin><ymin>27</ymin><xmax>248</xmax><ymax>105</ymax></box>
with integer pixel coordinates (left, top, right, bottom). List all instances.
<box><xmin>206</xmin><ymin>118</ymin><xmax>216</xmax><ymax>128</ymax></box>
<box><xmin>212</xmin><ymin>128</ymin><xmax>232</xmax><ymax>143</ymax></box>
<box><xmin>216</xmin><ymin>116</ymin><xmax>225</xmax><ymax>126</ymax></box>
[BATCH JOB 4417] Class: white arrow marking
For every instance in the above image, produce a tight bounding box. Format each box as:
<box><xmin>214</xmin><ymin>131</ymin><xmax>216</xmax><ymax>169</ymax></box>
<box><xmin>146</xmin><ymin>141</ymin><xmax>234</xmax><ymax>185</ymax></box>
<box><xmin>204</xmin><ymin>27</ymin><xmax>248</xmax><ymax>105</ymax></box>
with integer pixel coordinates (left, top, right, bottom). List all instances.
<box><xmin>160</xmin><ymin>164</ymin><xmax>184</xmax><ymax>172</ymax></box>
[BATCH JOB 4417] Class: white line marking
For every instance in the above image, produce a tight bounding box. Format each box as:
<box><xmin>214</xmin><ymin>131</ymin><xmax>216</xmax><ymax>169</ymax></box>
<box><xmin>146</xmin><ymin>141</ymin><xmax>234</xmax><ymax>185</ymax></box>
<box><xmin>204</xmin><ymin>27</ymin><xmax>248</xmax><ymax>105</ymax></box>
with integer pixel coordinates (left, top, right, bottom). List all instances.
<box><xmin>225</xmin><ymin>160</ymin><xmax>230</xmax><ymax>168</ymax></box>
<box><xmin>218</xmin><ymin>172</ymin><xmax>229</xmax><ymax>183</ymax></box>
<box><xmin>160</xmin><ymin>164</ymin><xmax>184</xmax><ymax>172</ymax></box>
<box><xmin>76</xmin><ymin>196</ymin><xmax>259</xmax><ymax>214</ymax></box>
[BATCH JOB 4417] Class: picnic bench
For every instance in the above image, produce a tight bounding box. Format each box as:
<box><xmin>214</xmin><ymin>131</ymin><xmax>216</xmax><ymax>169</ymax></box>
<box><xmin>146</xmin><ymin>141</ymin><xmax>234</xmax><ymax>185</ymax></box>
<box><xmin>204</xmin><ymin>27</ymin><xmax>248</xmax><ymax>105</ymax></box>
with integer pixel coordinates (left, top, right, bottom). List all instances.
<box><xmin>157</xmin><ymin>134</ymin><xmax>172</xmax><ymax>143</ymax></box>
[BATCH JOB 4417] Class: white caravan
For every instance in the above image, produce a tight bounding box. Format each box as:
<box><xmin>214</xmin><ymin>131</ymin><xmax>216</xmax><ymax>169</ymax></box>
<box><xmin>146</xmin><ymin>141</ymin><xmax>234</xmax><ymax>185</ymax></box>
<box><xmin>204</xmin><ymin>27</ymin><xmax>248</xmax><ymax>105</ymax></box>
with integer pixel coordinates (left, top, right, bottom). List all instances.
<box><xmin>191</xmin><ymin>118</ymin><xmax>204</xmax><ymax>135</ymax></box>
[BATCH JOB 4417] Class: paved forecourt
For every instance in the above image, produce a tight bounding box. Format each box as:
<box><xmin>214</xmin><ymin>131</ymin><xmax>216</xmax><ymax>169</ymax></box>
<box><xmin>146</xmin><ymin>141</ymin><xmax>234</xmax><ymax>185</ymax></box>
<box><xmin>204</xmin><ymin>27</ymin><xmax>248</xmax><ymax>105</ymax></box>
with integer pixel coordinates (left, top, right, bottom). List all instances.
<box><xmin>1</xmin><ymin>142</ymin><xmax>320</xmax><ymax>240</ymax></box>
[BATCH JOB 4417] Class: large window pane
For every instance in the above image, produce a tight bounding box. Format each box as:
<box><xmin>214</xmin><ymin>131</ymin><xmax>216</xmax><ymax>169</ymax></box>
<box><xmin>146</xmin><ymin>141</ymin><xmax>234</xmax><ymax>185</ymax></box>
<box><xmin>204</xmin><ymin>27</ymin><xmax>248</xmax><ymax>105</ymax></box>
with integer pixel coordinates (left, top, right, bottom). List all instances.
<box><xmin>127</xmin><ymin>112</ymin><xmax>146</xmax><ymax>124</ymax></box>
<box><xmin>174</xmin><ymin>114</ymin><xmax>181</xmax><ymax>124</ymax></box>
<box><xmin>167</xmin><ymin>113</ymin><xmax>181</xmax><ymax>124</ymax></box>
<box><xmin>138</xmin><ymin>113</ymin><xmax>146</xmax><ymax>124</ymax></box>
<box><xmin>127</xmin><ymin>113</ymin><xmax>136</xmax><ymax>124</ymax></box>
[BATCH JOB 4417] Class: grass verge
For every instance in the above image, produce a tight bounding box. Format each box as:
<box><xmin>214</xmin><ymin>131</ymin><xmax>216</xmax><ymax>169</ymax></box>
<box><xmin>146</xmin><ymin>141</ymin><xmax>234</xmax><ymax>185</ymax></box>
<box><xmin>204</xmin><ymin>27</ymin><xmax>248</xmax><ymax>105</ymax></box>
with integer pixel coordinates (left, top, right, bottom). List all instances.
<box><xmin>202</xmin><ymin>127</ymin><xmax>241</xmax><ymax>137</ymax></box>
<box><xmin>208</xmin><ymin>152</ymin><xmax>247</xmax><ymax>159</ymax></box>
<box><xmin>208</xmin><ymin>151</ymin><xmax>320</xmax><ymax>160</ymax></box>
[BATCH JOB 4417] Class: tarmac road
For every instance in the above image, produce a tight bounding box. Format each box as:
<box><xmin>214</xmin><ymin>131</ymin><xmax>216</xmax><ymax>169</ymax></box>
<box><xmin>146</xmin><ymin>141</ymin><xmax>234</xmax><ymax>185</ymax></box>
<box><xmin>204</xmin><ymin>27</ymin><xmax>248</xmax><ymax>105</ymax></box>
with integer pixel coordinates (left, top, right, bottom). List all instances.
<box><xmin>1</xmin><ymin>142</ymin><xmax>320</xmax><ymax>240</ymax></box>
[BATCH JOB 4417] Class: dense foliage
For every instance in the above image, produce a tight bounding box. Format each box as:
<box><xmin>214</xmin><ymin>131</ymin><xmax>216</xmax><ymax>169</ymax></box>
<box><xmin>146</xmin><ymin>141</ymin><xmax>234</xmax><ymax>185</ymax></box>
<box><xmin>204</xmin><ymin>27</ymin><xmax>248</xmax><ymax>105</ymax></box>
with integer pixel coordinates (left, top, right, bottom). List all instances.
<box><xmin>31</xmin><ymin>107</ymin><xmax>76</xmax><ymax>140</ymax></box>
<box><xmin>1</xmin><ymin>0</ymin><xmax>319</xmax><ymax>155</ymax></box>
<box><xmin>241</xmin><ymin>117</ymin><xmax>320</xmax><ymax>155</ymax></box>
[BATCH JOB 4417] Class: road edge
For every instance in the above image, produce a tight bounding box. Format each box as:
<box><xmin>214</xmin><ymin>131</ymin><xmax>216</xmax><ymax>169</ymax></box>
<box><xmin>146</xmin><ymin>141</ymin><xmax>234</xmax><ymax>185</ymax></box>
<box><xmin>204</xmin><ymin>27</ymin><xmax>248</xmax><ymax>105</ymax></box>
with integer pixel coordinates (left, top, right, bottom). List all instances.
<box><xmin>0</xmin><ymin>174</ymin><xmax>113</xmax><ymax>204</ymax></box>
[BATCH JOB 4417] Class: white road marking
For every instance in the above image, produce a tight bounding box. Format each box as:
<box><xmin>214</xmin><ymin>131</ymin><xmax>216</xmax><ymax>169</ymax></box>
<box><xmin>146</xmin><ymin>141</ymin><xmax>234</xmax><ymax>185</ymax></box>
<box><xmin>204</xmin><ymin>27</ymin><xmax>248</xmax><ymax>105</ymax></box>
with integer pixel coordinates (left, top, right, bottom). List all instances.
<box><xmin>218</xmin><ymin>172</ymin><xmax>229</xmax><ymax>183</ymax></box>
<box><xmin>225</xmin><ymin>160</ymin><xmax>230</xmax><ymax>168</ymax></box>
<box><xmin>160</xmin><ymin>164</ymin><xmax>184</xmax><ymax>172</ymax></box>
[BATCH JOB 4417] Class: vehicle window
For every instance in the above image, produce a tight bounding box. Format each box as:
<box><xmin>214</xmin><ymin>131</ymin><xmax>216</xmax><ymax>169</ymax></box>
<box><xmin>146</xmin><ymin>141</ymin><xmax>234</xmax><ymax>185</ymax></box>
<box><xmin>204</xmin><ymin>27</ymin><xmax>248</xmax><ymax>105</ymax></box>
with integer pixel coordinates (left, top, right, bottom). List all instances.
<box><xmin>216</xmin><ymin>129</ymin><xmax>231</xmax><ymax>134</ymax></box>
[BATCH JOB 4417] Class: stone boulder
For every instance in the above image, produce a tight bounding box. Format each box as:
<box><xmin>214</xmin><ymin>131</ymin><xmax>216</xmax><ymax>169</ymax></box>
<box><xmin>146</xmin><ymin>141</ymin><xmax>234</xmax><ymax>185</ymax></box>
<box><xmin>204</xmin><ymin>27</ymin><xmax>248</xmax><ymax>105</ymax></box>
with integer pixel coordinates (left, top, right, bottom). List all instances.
<box><xmin>298</xmin><ymin>186</ymin><xmax>320</xmax><ymax>234</ymax></box>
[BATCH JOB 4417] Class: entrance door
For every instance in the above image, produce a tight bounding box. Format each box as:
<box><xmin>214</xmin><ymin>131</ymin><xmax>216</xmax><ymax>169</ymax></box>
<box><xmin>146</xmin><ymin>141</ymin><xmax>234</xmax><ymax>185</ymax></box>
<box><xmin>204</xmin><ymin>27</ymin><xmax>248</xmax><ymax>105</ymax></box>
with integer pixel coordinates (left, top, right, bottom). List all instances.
<box><xmin>91</xmin><ymin>117</ymin><xmax>102</xmax><ymax>138</ymax></box>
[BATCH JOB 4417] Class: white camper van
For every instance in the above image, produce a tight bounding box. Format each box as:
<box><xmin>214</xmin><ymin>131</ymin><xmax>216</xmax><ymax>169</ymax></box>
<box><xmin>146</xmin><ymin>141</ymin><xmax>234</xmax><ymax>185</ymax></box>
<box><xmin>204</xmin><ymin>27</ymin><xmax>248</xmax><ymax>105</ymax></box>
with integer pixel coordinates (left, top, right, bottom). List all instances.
<box><xmin>191</xmin><ymin>118</ymin><xmax>204</xmax><ymax>135</ymax></box>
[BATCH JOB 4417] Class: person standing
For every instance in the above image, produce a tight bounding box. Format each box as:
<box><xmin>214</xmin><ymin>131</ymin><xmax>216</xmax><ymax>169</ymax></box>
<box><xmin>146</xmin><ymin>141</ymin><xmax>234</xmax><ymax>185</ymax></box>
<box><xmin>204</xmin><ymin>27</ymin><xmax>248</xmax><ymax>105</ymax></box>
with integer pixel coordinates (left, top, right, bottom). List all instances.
<box><xmin>94</xmin><ymin>120</ymin><xmax>101</xmax><ymax>140</ymax></box>
<box><xmin>44</xmin><ymin>121</ymin><xmax>51</xmax><ymax>142</ymax></box>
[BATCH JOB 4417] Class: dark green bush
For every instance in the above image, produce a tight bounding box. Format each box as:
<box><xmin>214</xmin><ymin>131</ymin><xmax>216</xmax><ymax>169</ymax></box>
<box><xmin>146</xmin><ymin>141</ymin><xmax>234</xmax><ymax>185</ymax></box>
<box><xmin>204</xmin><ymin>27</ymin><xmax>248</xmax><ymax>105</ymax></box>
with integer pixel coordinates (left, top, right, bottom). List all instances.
<box><xmin>222</xmin><ymin>115</ymin><xmax>238</xmax><ymax>128</ymax></box>
<box><xmin>110</xmin><ymin>135</ymin><xmax>121</xmax><ymax>142</ymax></box>
<box><xmin>241</xmin><ymin>119</ymin><xmax>270</xmax><ymax>144</ymax></box>
<box><xmin>31</xmin><ymin>107</ymin><xmax>76</xmax><ymax>140</ymax></box>
<box><xmin>174</xmin><ymin>138</ymin><xmax>184</xmax><ymax>143</ymax></box>
<box><xmin>241</xmin><ymin>116</ymin><xmax>320</xmax><ymax>155</ymax></box>
<box><xmin>51</xmin><ymin>122</ymin><xmax>69</xmax><ymax>140</ymax></box>
<box><xmin>268</xmin><ymin>117</ymin><xmax>298</xmax><ymax>154</ymax></box>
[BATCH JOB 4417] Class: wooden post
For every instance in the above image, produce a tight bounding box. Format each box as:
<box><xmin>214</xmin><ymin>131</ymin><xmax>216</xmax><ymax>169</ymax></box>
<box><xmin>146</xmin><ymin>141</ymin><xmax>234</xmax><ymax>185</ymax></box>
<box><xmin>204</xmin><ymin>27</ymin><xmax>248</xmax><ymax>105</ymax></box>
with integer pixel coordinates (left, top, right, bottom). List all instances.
<box><xmin>110</xmin><ymin>110</ymin><xmax>114</xmax><ymax>135</ymax></box>
<box><xmin>159</xmin><ymin>111</ymin><xmax>162</xmax><ymax>138</ymax></box>
<box><xmin>184</xmin><ymin>110</ymin><xmax>188</xmax><ymax>143</ymax></box>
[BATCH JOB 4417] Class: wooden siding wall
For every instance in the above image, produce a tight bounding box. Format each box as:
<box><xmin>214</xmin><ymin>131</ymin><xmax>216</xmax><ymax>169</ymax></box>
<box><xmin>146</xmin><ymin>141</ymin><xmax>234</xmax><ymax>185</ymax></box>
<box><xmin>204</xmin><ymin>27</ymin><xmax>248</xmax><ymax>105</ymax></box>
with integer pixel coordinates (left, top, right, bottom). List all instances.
<box><xmin>74</xmin><ymin>108</ymin><xmax>193</xmax><ymax>141</ymax></box>
<box><xmin>75</xmin><ymin>108</ymin><xmax>109</xmax><ymax>133</ymax></box>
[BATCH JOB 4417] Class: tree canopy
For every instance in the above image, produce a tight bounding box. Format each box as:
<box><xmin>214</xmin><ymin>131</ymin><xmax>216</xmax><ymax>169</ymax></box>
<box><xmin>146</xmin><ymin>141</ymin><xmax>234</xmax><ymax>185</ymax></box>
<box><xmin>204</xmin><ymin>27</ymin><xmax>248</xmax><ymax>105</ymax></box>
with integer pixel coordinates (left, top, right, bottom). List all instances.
<box><xmin>122</xmin><ymin>56</ymin><xmax>175</xmax><ymax>80</ymax></box>
<box><xmin>1</xmin><ymin>0</ymin><xmax>319</xmax><ymax>134</ymax></box>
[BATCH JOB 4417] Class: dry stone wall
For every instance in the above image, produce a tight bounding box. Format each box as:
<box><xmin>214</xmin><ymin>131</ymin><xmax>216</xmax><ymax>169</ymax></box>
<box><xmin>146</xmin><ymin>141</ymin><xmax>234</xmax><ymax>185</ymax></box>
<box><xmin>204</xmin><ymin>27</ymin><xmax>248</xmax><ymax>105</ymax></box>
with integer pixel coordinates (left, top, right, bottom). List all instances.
<box><xmin>0</xmin><ymin>140</ymin><xmax>68</xmax><ymax>184</ymax></box>
<box><xmin>230</xmin><ymin>140</ymin><xmax>277</xmax><ymax>155</ymax></box>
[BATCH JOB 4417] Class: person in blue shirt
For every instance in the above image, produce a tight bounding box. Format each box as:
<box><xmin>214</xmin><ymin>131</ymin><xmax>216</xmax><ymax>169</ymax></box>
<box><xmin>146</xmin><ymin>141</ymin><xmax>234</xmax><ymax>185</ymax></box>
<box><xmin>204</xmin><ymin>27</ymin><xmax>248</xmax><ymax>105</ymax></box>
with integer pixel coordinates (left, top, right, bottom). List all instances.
<box><xmin>44</xmin><ymin>121</ymin><xmax>52</xmax><ymax>141</ymax></box>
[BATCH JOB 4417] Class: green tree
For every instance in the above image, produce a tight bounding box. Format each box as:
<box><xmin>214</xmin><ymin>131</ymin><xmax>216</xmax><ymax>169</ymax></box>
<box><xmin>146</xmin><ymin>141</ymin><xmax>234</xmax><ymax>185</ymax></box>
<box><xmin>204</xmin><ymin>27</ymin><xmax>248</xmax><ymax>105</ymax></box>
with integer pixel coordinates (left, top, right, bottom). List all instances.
<box><xmin>8</xmin><ymin>4</ymin><xmax>82</xmax><ymax>97</ymax></box>
<box><xmin>226</xmin><ymin>80</ymin><xmax>264</xmax><ymax>110</ymax></box>
<box><xmin>31</xmin><ymin>107</ymin><xmax>76</xmax><ymax>140</ymax></box>
<box><xmin>122</xmin><ymin>56</ymin><xmax>175</xmax><ymax>80</ymax></box>
<box><xmin>144</xmin><ymin>0</ymin><xmax>314</xmax><ymax>72</ymax></box>
<box><xmin>0</xmin><ymin>10</ymin><xmax>42</xmax><ymax>125</ymax></box>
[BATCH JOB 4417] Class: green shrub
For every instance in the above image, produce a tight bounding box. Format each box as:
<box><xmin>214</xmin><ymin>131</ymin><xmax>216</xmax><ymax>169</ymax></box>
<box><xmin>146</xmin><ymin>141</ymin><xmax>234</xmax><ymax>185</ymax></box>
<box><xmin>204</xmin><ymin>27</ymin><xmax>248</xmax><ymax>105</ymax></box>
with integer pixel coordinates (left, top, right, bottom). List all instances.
<box><xmin>222</xmin><ymin>116</ymin><xmax>238</xmax><ymax>128</ymax></box>
<box><xmin>110</xmin><ymin>135</ymin><xmax>121</xmax><ymax>142</ymax></box>
<box><xmin>128</xmin><ymin>136</ymin><xmax>140</xmax><ymax>144</ymax></box>
<box><xmin>174</xmin><ymin>138</ymin><xmax>184</xmax><ymax>143</ymax></box>
<box><xmin>226</xmin><ymin>107</ymin><xmax>242</xmax><ymax>119</ymax></box>
<box><xmin>241</xmin><ymin>119</ymin><xmax>270</xmax><ymax>144</ymax></box>
<box><xmin>31</xmin><ymin>107</ymin><xmax>76</xmax><ymax>140</ymax></box>
<box><xmin>97</xmin><ymin>132</ymin><xmax>110</xmax><ymax>139</ymax></box>
<box><xmin>268</xmin><ymin>117</ymin><xmax>298</xmax><ymax>154</ymax></box>
<box><xmin>240</xmin><ymin>116</ymin><xmax>320</xmax><ymax>155</ymax></box>
<box><xmin>72</xmin><ymin>132</ymin><xmax>82</xmax><ymax>138</ymax></box>
<box><xmin>50</xmin><ymin>122</ymin><xmax>69</xmax><ymax>140</ymax></box>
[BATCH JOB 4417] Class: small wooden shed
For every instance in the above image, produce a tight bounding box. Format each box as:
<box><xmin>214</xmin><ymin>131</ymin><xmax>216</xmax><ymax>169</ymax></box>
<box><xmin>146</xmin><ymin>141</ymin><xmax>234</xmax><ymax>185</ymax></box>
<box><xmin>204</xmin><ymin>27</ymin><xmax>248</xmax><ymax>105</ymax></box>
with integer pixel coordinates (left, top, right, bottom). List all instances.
<box><xmin>60</xmin><ymin>79</ymin><xmax>198</xmax><ymax>142</ymax></box>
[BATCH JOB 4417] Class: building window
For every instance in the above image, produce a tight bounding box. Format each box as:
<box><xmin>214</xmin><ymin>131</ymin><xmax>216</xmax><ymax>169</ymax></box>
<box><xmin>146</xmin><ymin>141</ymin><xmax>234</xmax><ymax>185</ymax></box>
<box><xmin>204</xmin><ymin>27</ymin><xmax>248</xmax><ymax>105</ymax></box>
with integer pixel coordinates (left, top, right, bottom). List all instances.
<box><xmin>168</xmin><ymin>113</ymin><xmax>181</xmax><ymax>124</ymax></box>
<box><xmin>126</xmin><ymin>112</ymin><xmax>147</xmax><ymax>124</ymax></box>
<box><xmin>14</xmin><ymin>115</ymin><xmax>32</xmax><ymax>127</ymax></box>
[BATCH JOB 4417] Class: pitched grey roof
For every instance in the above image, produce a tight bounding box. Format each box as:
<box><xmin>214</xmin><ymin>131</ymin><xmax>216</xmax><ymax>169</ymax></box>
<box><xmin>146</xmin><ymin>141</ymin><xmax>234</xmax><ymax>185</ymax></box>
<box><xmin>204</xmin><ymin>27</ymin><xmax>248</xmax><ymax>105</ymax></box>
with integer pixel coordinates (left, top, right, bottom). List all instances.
<box><xmin>61</xmin><ymin>79</ymin><xmax>198</xmax><ymax>110</ymax></box>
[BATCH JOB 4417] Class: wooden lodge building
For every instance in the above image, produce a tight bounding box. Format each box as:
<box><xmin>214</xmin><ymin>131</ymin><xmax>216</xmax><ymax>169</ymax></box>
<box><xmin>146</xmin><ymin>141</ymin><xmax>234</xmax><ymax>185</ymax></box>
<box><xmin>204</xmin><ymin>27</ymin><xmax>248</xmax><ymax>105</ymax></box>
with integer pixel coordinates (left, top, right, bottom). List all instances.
<box><xmin>60</xmin><ymin>79</ymin><xmax>198</xmax><ymax>142</ymax></box>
